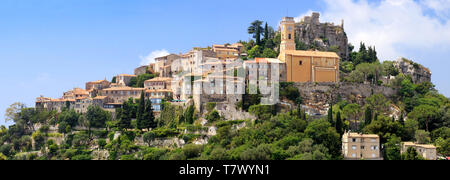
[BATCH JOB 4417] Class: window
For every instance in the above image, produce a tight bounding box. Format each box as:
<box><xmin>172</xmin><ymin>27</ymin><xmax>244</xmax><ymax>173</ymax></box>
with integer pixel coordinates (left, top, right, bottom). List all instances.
<box><xmin>352</xmin><ymin>138</ymin><xmax>357</xmax><ymax>142</ymax></box>
<box><xmin>299</xmin><ymin>61</ymin><xmax>303</xmax><ymax>65</ymax></box>
<box><xmin>361</xmin><ymin>146</ymin><xmax>365</xmax><ymax>150</ymax></box>
<box><xmin>352</xmin><ymin>154</ymin><xmax>356</xmax><ymax>158</ymax></box>
<box><xmin>288</xmin><ymin>34</ymin><xmax>292</xmax><ymax>40</ymax></box>
<box><xmin>352</xmin><ymin>145</ymin><xmax>357</xmax><ymax>150</ymax></box>
<box><xmin>372</xmin><ymin>154</ymin><xmax>376</xmax><ymax>158</ymax></box>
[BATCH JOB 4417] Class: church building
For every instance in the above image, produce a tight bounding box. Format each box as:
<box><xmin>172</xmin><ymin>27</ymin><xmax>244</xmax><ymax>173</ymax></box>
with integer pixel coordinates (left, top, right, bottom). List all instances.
<box><xmin>277</xmin><ymin>17</ymin><xmax>340</xmax><ymax>83</ymax></box>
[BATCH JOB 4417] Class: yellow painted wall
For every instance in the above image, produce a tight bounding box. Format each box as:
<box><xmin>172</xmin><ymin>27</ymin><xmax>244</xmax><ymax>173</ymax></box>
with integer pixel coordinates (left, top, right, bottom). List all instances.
<box><xmin>315</xmin><ymin>69</ymin><xmax>336</xmax><ymax>82</ymax></box>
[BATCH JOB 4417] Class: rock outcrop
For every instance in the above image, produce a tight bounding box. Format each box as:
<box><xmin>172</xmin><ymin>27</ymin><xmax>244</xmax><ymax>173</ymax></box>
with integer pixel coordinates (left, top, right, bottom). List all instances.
<box><xmin>295</xmin><ymin>12</ymin><xmax>349</xmax><ymax>60</ymax></box>
<box><xmin>394</xmin><ymin>58</ymin><xmax>432</xmax><ymax>84</ymax></box>
<box><xmin>293</xmin><ymin>82</ymin><xmax>396</xmax><ymax>116</ymax></box>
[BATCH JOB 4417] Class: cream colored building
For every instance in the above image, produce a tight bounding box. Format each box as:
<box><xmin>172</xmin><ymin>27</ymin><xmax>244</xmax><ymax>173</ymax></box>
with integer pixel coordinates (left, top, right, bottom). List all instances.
<box><xmin>144</xmin><ymin>77</ymin><xmax>173</xmax><ymax>90</ymax></box>
<box><xmin>212</xmin><ymin>43</ymin><xmax>244</xmax><ymax>60</ymax></box>
<box><xmin>401</xmin><ymin>142</ymin><xmax>437</xmax><ymax>160</ymax></box>
<box><xmin>99</xmin><ymin>87</ymin><xmax>145</xmax><ymax>104</ymax></box>
<box><xmin>342</xmin><ymin>132</ymin><xmax>382</xmax><ymax>160</ymax></box>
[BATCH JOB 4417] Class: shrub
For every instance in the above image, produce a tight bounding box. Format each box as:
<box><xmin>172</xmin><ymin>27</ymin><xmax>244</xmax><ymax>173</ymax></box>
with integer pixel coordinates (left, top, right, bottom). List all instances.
<box><xmin>71</xmin><ymin>154</ymin><xmax>92</xmax><ymax>160</ymax></box>
<box><xmin>182</xmin><ymin>144</ymin><xmax>204</xmax><ymax>159</ymax></box>
<box><xmin>206</xmin><ymin>110</ymin><xmax>221</xmax><ymax>123</ymax></box>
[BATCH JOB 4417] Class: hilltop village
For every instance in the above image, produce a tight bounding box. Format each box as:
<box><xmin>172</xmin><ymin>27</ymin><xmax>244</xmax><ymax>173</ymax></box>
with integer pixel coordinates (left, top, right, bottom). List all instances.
<box><xmin>1</xmin><ymin>13</ymin><xmax>448</xmax><ymax>160</ymax></box>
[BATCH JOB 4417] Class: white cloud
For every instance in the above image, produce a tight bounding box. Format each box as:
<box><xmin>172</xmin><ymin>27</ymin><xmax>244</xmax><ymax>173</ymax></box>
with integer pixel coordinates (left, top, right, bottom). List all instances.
<box><xmin>139</xmin><ymin>49</ymin><xmax>170</xmax><ymax>65</ymax></box>
<box><xmin>296</xmin><ymin>0</ymin><xmax>450</xmax><ymax>61</ymax></box>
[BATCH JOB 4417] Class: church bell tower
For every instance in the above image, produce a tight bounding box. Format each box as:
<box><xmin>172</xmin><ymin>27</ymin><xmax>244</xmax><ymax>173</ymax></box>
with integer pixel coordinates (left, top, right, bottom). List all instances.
<box><xmin>280</xmin><ymin>17</ymin><xmax>296</xmax><ymax>53</ymax></box>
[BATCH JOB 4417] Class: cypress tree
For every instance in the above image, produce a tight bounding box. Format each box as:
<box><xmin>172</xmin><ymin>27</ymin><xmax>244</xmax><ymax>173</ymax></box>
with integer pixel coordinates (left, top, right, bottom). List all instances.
<box><xmin>137</xmin><ymin>91</ymin><xmax>145</xmax><ymax>130</ymax></box>
<box><xmin>336</xmin><ymin>111</ymin><xmax>343</xmax><ymax>136</ymax></box>
<box><xmin>118</xmin><ymin>101</ymin><xmax>131</xmax><ymax>131</ymax></box>
<box><xmin>364</xmin><ymin>106</ymin><xmax>373</xmax><ymax>126</ymax></box>
<box><xmin>143</xmin><ymin>98</ymin><xmax>156</xmax><ymax>130</ymax></box>
<box><xmin>328</xmin><ymin>104</ymin><xmax>334</xmax><ymax>126</ymax></box>
<box><xmin>264</xmin><ymin>22</ymin><xmax>269</xmax><ymax>41</ymax></box>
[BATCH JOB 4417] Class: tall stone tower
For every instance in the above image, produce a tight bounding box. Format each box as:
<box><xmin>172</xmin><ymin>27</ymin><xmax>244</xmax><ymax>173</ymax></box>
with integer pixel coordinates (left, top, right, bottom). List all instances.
<box><xmin>280</xmin><ymin>17</ymin><xmax>296</xmax><ymax>53</ymax></box>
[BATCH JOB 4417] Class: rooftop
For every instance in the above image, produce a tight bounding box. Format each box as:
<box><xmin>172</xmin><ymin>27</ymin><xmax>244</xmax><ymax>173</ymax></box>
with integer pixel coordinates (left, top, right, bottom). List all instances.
<box><xmin>102</xmin><ymin>87</ymin><xmax>145</xmax><ymax>91</ymax></box>
<box><xmin>283</xmin><ymin>50</ymin><xmax>340</xmax><ymax>58</ymax></box>
<box><xmin>403</xmin><ymin>142</ymin><xmax>436</xmax><ymax>149</ymax></box>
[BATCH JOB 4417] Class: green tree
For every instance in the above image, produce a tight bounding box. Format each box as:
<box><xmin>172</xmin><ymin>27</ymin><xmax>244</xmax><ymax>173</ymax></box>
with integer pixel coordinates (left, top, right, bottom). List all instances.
<box><xmin>142</xmin><ymin>98</ymin><xmax>156</xmax><ymax>130</ymax></box>
<box><xmin>364</xmin><ymin>106</ymin><xmax>373</xmax><ymax>128</ymax></box>
<box><xmin>305</xmin><ymin>119</ymin><xmax>341</xmax><ymax>158</ymax></box>
<box><xmin>384</xmin><ymin>135</ymin><xmax>401</xmax><ymax>160</ymax></box>
<box><xmin>248</xmin><ymin>20</ymin><xmax>264</xmax><ymax>46</ymax></box>
<box><xmin>401</xmin><ymin>147</ymin><xmax>424</xmax><ymax>160</ymax></box>
<box><xmin>327</xmin><ymin>105</ymin><xmax>334</xmax><ymax>126</ymax></box>
<box><xmin>342</xmin><ymin>103</ymin><xmax>361</xmax><ymax>131</ymax></box>
<box><xmin>408</xmin><ymin>104</ymin><xmax>440</xmax><ymax>132</ymax></box>
<box><xmin>247</xmin><ymin>45</ymin><xmax>262</xmax><ymax>59</ymax></box>
<box><xmin>261</xmin><ymin>48</ymin><xmax>277</xmax><ymax>58</ymax></box>
<box><xmin>335</xmin><ymin>111</ymin><xmax>344</xmax><ymax>136</ymax></box>
<box><xmin>414</xmin><ymin>130</ymin><xmax>431</xmax><ymax>144</ymax></box>
<box><xmin>86</xmin><ymin>106</ymin><xmax>111</xmax><ymax>133</ymax></box>
<box><xmin>117</xmin><ymin>101</ymin><xmax>132</xmax><ymax>131</ymax></box>
<box><xmin>136</xmin><ymin>91</ymin><xmax>146</xmax><ymax>130</ymax></box>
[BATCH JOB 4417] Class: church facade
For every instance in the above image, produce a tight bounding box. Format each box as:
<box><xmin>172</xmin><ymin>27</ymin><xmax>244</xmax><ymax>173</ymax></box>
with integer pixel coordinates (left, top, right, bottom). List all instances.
<box><xmin>277</xmin><ymin>17</ymin><xmax>340</xmax><ymax>83</ymax></box>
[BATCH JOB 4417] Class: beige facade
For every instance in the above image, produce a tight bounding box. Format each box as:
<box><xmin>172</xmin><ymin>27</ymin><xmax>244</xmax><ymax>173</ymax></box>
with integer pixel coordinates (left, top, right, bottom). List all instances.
<box><xmin>99</xmin><ymin>87</ymin><xmax>145</xmax><ymax>104</ymax></box>
<box><xmin>85</xmin><ymin>80</ymin><xmax>111</xmax><ymax>91</ymax></box>
<box><xmin>144</xmin><ymin>77</ymin><xmax>173</xmax><ymax>90</ymax></box>
<box><xmin>154</xmin><ymin>54</ymin><xmax>181</xmax><ymax>77</ymax></box>
<box><xmin>278</xmin><ymin>16</ymin><xmax>340</xmax><ymax>83</ymax></box>
<box><xmin>401</xmin><ymin>142</ymin><xmax>437</xmax><ymax>160</ymax></box>
<box><xmin>342</xmin><ymin>132</ymin><xmax>382</xmax><ymax>160</ymax></box>
<box><xmin>212</xmin><ymin>43</ymin><xmax>244</xmax><ymax>60</ymax></box>
<box><xmin>63</xmin><ymin>88</ymin><xmax>90</xmax><ymax>100</ymax></box>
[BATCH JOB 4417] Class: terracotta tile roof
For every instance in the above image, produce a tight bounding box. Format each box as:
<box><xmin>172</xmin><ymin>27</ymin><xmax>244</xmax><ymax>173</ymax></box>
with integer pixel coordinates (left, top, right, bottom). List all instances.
<box><xmin>117</xmin><ymin>74</ymin><xmax>137</xmax><ymax>77</ymax></box>
<box><xmin>102</xmin><ymin>87</ymin><xmax>145</xmax><ymax>91</ymax></box>
<box><xmin>245</xmin><ymin>58</ymin><xmax>285</xmax><ymax>64</ymax></box>
<box><xmin>93</xmin><ymin>96</ymin><xmax>108</xmax><ymax>100</ymax></box>
<box><xmin>283</xmin><ymin>50</ymin><xmax>340</xmax><ymax>58</ymax></box>
<box><xmin>144</xmin><ymin>77</ymin><xmax>173</xmax><ymax>82</ymax></box>
<box><xmin>403</xmin><ymin>142</ymin><xmax>436</xmax><ymax>149</ymax></box>
<box><xmin>346</xmin><ymin>133</ymin><xmax>379</xmax><ymax>138</ymax></box>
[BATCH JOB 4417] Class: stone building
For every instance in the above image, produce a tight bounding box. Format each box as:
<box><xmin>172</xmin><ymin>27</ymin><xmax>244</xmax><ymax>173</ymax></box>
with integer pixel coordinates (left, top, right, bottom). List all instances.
<box><xmin>134</xmin><ymin>65</ymin><xmax>149</xmax><ymax>76</ymax></box>
<box><xmin>155</xmin><ymin>54</ymin><xmax>181</xmax><ymax>77</ymax></box>
<box><xmin>99</xmin><ymin>87</ymin><xmax>145</xmax><ymax>104</ymax></box>
<box><xmin>401</xmin><ymin>142</ymin><xmax>437</xmax><ymax>160</ymax></box>
<box><xmin>144</xmin><ymin>77</ymin><xmax>173</xmax><ymax>90</ymax></box>
<box><xmin>86</xmin><ymin>80</ymin><xmax>110</xmax><ymax>91</ymax></box>
<box><xmin>63</xmin><ymin>88</ymin><xmax>90</xmax><ymax>100</ymax></box>
<box><xmin>295</xmin><ymin>12</ymin><xmax>349</xmax><ymax>60</ymax></box>
<box><xmin>278</xmin><ymin>16</ymin><xmax>340</xmax><ymax>83</ymax></box>
<box><xmin>212</xmin><ymin>43</ymin><xmax>244</xmax><ymax>60</ymax></box>
<box><xmin>342</xmin><ymin>132</ymin><xmax>382</xmax><ymax>160</ymax></box>
<box><xmin>115</xmin><ymin>74</ymin><xmax>137</xmax><ymax>87</ymax></box>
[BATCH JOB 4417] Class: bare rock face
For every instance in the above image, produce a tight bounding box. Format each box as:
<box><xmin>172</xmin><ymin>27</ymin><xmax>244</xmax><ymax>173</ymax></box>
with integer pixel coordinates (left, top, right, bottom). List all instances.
<box><xmin>295</xmin><ymin>12</ymin><xmax>349</xmax><ymax>60</ymax></box>
<box><xmin>394</xmin><ymin>58</ymin><xmax>432</xmax><ymax>84</ymax></box>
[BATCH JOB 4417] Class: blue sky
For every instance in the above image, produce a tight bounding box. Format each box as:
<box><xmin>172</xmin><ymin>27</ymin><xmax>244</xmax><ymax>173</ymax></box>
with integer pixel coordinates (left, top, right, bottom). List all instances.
<box><xmin>1</xmin><ymin>0</ymin><xmax>449</xmax><ymax>127</ymax></box>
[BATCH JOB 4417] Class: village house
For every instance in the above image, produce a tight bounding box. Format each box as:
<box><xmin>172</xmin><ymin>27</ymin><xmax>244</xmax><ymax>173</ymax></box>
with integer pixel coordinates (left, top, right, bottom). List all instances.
<box><xmin>154</xmin><ymin>54</ymin><xmax>181</xmax><ymax>77</ymax></box>
<box><xmin>115</xmin><ymin>74</ymin><xmax>137</xmax><ymax>87</ymax></box>
<box><xmin>35</xmin><ymin>97</ymin><xmax>75</xmax><ymax>112</ymax></box>
<box><xmin>401</xmin><ymin>142</ymin><xmax>437</xmax><ymax>160</ymax></box>
<box><xmin>144</xmin><ymin>77</ymin><xmax>173</xmax><ymax>90</ymax></box>
<box><xmin>212</xmin><ymin>43</ymin><xmax>244</xmax><ymax>60</ymax></box>
<box><xmin>62</xmin><ymin>88</ymin><xmax>90</xmax><ymax>100</ymax></box>
<box><xmin>99</xmin><ymin>86</ymin><xmax>145</xmax><ymax>104</ymax></box>
<box><xmin>277</xmin><ymin>17</ymin><xmax>340</xmax><ymax>83</ymax></box>
<box><xmin>342</xmin><ymin>132</ymin><xmax>382</xmax><ymax>160</ymax></box>
<box><xmin>85</xmin><ymin>80</ymin><xmax>111</xmax><ymax>91</ymax></box>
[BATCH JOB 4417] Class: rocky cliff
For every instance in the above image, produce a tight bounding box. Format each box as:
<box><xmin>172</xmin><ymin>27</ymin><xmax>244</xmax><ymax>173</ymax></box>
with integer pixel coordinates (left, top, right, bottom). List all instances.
<box><xmin>394</xmin><ymin>57</ymin><xmax>432</xmax><ymax>84</ymax></box>
<box><xmin>295</xmin><ymin>12</ymin><xmax>349</xmax><ymax>60</ymax></box>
